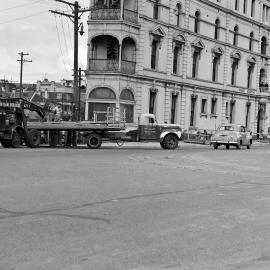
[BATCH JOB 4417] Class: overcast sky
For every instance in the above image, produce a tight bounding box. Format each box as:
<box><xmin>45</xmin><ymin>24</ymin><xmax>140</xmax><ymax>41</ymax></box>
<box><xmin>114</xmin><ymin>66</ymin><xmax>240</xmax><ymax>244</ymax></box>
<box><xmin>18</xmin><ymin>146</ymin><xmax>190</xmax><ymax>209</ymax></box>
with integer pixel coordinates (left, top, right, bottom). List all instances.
<box><xmin>0</xmin><ymin>0</ymin><xmax>89</xmax><ymax>83</ymax></box>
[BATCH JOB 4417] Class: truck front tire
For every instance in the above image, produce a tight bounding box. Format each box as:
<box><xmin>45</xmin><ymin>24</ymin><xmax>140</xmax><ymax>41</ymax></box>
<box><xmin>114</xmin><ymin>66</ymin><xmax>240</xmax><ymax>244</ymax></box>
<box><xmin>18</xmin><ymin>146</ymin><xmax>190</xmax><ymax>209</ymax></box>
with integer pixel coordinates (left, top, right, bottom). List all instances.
<box><xmin>86</xmin><ymin>133</ymin><xmax>102</xmax><ymax>149</ymax></box>
<box><xmin>11</xmin><ymin>131</ymin><xmax>22</xmax><ymax>148</ymax></box>
<box><xmin>160</xmin><ymin>142</ymin><xmax>168</xmax><ymax>149</ymax></box>
<box><xmin>163</xmin><ymin>134</ymin><xmax>178</xmax><ymax>150</ymax></box>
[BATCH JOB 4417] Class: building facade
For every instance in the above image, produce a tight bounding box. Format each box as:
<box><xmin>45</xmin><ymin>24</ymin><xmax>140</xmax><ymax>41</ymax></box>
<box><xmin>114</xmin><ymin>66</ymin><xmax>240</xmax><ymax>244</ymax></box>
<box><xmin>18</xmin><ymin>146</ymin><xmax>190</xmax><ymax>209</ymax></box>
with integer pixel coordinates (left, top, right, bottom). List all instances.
<box><xmin>85</xmin><ymin>0</ymin><xmax>270</xmax><ymax>133</ymax></box>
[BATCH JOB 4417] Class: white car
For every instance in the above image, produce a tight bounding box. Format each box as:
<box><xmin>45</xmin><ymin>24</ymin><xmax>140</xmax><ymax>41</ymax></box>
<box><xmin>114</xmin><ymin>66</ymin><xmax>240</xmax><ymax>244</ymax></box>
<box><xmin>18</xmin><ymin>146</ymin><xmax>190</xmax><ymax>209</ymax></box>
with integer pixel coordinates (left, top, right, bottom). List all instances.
<box><xmin>210</xmin><ymin>124</ymin><xmax>252</xmax><ymax>149</ymax></box>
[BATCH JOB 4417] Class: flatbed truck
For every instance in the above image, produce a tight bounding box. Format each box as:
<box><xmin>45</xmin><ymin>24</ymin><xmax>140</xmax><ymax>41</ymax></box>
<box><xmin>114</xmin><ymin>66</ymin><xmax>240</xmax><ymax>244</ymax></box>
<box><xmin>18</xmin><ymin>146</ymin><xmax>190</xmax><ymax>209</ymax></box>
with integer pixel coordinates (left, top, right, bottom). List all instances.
<box><xmin>0</xmin><ymin>97</ymin><xmax>182</xmax><ymax>149</ymax></box>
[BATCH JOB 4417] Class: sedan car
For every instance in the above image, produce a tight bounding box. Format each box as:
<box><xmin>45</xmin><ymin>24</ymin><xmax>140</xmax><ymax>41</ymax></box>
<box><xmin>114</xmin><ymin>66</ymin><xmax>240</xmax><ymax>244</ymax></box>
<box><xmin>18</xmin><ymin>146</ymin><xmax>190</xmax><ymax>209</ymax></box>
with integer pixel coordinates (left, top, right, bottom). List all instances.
<box><xmin>210</xmin><ymin>124</ymin><xmax>252</xmax><ymax>149</ymax></box>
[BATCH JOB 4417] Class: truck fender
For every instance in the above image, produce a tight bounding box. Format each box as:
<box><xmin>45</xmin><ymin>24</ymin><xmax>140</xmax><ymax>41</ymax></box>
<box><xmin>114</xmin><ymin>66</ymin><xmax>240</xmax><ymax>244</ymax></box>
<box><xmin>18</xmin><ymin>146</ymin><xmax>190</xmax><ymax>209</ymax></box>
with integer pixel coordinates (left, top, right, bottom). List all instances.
<box><xmin>12</xmin><ymin>125</ymin><xmax>25</xmax><ymax>136</ymax></box>
<box><xmin>160</xmin><ymin>130</ymin><xmax>181</xmax><ymax>142</ymax></box>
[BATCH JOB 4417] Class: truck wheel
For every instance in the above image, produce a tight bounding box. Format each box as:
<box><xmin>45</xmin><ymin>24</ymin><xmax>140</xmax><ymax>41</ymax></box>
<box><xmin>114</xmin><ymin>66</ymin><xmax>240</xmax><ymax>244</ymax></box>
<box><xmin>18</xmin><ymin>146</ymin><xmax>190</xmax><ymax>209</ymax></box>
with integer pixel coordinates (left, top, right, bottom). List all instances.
<box><xmin>163</xmin><ymin>134</ymin><xmax>178</xmax><ymax>150</ymax></box>
<box><xmin>1</xmin><ymin>139</ymin><xmax>12</xmax><ymax>148</ymax></box>
<box><xmin>87</xmin><ymin>133</ymin><xmax>102</xmax><ymax>149</ymax></box>
<box><xmin>49</xmin><ymin>131</ymin><xmax>58</xmax><ymax>147</ymax></box>
<box><xmin>27</xmin><ymin>129</ymin><xmax>41</xmax><ymax>148</ymax></box>
<box><xmin>11</xmin><ymin>131</ymin><xmax>21</xmax><ymax>148</ymax></box>
<box><xmin>160</xmin><ymin>142</ymin><xmax>168</xmax><ymax>149</ymax></box>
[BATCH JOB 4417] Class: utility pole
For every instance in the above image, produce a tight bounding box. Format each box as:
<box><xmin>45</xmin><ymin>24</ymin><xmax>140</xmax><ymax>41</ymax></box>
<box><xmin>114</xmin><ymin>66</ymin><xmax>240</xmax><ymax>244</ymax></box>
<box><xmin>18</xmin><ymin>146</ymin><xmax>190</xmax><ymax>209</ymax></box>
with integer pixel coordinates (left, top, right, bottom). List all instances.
<box><xmin>50</xmin><ymin>0</ymin><xmax>88</xmax><ymax>121</ymax></box>
<box><xmin>17</xmin><ymin>52</ymin><xmax>32</xmax><ymax>97</ymax></box>
<box><xmin>78</xmin><ymin>67</ymin><xmax>82</xmax><ymax>121</ymax></box>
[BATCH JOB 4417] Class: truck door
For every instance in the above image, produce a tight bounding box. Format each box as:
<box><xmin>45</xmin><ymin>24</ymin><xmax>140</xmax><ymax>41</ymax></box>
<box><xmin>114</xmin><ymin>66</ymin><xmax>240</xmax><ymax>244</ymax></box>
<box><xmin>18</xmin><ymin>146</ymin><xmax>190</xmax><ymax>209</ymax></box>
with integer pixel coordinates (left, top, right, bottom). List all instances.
<box><xmin>139</xmin><ymin>116</ymin><xmax>159</xmax><ymax>140</ymax></box>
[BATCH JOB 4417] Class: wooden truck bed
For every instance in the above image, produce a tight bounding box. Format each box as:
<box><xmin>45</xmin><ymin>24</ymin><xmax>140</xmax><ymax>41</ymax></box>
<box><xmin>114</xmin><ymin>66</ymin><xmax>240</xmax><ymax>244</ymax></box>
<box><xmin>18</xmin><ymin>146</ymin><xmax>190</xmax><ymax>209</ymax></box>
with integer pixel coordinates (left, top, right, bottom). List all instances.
<box><xmin>27</xmin><ymin>121</ymin><xmax>125</xmax><ymax>131</ymax></box>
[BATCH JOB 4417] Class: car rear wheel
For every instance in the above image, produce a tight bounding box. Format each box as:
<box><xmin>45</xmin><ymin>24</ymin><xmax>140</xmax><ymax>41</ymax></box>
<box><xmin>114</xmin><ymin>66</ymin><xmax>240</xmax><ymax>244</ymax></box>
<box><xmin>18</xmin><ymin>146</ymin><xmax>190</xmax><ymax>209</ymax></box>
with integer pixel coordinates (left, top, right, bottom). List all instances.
<box><xmin>163</xmin><ymin>134</ymin><xmax>178</xmax><ymax>150</ymax></box>
<box><xmin>213</xmin><ymin>143</ymin><xmax>218</xmax><ymax>149</ymax></box>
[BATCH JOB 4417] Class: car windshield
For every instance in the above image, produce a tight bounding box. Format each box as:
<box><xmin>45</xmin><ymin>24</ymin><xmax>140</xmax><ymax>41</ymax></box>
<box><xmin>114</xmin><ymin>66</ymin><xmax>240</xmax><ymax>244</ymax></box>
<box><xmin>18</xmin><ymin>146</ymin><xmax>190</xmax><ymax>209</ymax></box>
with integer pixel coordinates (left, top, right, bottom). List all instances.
<box><xmin>219</xmin><ymin>125</ymin><xmax>234</xmax><ymax>131</ymax></box>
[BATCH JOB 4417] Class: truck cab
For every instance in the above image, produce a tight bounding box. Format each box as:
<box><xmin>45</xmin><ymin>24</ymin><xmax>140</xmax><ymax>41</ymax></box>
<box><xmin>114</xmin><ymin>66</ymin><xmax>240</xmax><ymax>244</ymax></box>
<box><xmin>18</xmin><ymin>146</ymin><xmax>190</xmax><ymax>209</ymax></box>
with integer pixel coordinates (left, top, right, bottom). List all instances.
<box><xmin>0</xmin><ymin>98</ymin><xmax>45</xmax><ymax>148</ymax></box>
<box><xmin>137</xmin><ymin>113</ymin><xmax>182</xmax><ymax>149</ymax></box>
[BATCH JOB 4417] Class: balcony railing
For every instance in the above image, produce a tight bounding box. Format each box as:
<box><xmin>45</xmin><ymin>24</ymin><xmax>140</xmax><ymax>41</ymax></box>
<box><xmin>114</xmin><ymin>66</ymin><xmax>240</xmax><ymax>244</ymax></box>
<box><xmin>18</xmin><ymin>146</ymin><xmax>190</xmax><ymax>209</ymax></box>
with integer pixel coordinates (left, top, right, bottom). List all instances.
<box><xmin>121</xmin><ymin>60</ymin><xmax>136</xmax><ymax>74</ymax></box>
<box><xmin>91</xmin><ymin>7</ymin><xmax>138</xmax><ymax>24</ymax></box>
<box><xmin>91</xmin><ymin>7</ymin><xmax>120</xmax><ymax>20</ymax></box>
<box><xmin>123</xmin><ymin>9</ymin><xmax>138</xmax><ymax>24</ymax></box>
<box><xmin>259</xmin><ymin>86</ymin><xmax>269</xmax><ymax>93</ymax></box>
<box><xmin>89</xmin><ymin>59</ymin><xmax>136</xmax><ymax>74</ymax></box>
<box><xmin>89</xmin><ymin>59</ymin><xmax>119</xmax><ymax>72</ymax></box>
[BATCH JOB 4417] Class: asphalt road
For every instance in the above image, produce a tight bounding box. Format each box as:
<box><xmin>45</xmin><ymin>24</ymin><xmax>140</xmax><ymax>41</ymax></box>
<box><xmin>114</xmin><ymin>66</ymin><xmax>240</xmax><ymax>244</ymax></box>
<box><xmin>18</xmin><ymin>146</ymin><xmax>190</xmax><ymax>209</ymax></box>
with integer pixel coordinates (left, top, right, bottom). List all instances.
<box><xmin>1</xmin><ymin>142</ymin><xmax>270</xmax><ymax>270</ymax></box>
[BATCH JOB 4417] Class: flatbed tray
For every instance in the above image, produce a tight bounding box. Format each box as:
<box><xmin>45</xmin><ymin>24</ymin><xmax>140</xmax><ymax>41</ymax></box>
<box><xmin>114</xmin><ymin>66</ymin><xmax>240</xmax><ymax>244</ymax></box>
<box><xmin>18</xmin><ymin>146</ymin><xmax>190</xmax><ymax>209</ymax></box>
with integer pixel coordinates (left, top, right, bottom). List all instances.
<box><xmin>27</xmin><ymin>121</ymin><xmax>125</xmax><ymax>131</ymax></box>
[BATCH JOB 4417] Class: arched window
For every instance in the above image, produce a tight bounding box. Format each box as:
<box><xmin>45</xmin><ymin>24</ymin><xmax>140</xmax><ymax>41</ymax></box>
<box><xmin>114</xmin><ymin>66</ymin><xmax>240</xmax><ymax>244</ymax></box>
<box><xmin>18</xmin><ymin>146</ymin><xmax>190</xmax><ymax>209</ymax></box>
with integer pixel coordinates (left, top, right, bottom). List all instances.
<box><xmin>88</xmin><ymin>87</ymin><xmax>116</xmax><ymax>121</ymax></box>
<box><xmin>249</xmin><ymin>32</ymin><xmax>254</xmax><ymax>51</ymax></box>
<box><xmin>89</xmin><ymin>88</ymin><xmax>116</xmax><ymax>99</ymax></box>
<box><xmin>120</xmin><ymin>89</ymin><xmax>135</xmax><ymax>123</ymax></box>
<box><xmin>214</xmin><ymin>19</ymin><xmax>220</xmax><ymax>40</ymax></box>
<box><xmin>176</xmin><ymin>3</ymin><xmax>181</xmax><ymax>27</ymax></box>
<box><xmin>194</xmin><ymin>11</ymin><xmax>200</xmax><ymax>33</ymax></box>
<box><xmin>233</xmin><ymin>25</ymin><xmax>238</xmax><ymax>46</ymax></box>
<box><xmin>261</xmin><ymin>36</ymin><xmax>267</xmax><ymax>55</ymax></box>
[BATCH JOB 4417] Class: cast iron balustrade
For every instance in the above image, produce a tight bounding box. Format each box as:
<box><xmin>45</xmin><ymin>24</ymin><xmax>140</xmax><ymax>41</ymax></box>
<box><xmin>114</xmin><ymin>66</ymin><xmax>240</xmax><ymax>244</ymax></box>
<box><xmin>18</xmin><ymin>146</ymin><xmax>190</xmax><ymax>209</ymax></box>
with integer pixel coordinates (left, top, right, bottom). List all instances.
<box><xmin>121</xmin><ymin>60</ymin><xmax>136</xmax><ymax>74</ymax></box>
<box><xmin>91</xmin><ymin>7</ymin><xmax>138</xmax><ymax>24</ymax></box>
<box><xmin>91</xmin><ymin>7</ymin><xmax>120</xmax><ymax>20</ymax></box>
<box><xmin>259</xmin><ymin>86</ymin><xmax>269</xmax><ymax>93</ymax></box>
<box><xmin>89</xmin><ymin>59</ymin><xmax>136</xmax><ymax>74</ymax></box>
<box><xmin>123</xmin><ymin>9</ymin><xmax>138</xmax><ymax>24</ymax></box>
<box><xmin>89</xmin><ymin>59</ymin><xmax>119</xmax><ymax>72</ymax></box>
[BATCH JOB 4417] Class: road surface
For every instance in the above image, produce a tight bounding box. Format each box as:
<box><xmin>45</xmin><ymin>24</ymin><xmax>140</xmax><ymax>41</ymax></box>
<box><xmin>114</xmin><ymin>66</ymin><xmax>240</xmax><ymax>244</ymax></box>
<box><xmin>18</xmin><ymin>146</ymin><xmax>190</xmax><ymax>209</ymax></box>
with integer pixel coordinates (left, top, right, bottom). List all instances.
<box><xmin>0</xmin><ymin>142</ymin><xmax>270</xmax><ymax>270</ymax></box>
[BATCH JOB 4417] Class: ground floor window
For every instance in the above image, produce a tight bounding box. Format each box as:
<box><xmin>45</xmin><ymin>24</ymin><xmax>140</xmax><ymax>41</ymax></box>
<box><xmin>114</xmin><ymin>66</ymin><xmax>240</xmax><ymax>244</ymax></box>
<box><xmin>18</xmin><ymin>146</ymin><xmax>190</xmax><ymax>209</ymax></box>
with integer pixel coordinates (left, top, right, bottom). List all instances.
<box><xmin>88</xmin><ymin>102</ymin><xmax>116</xmax><ymax>122</ymax></box>
<box><xmin>120</xmin><ymin>103</ymin><xmax>134</xmax><ymax>123</ymax></box>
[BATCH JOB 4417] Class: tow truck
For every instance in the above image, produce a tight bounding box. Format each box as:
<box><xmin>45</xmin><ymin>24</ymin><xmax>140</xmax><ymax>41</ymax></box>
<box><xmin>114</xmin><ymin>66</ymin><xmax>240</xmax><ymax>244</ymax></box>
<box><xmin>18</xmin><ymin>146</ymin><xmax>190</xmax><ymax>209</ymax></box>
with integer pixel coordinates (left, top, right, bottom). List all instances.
<box><xmin>0</xmin><ymin>97</ymin><xmax>182</xmax><ymax>149</ymax></box>
<box><xmin>0</xmin><ymin>97</ymin><xmax>45</xmax><ymax>148</ymax></box>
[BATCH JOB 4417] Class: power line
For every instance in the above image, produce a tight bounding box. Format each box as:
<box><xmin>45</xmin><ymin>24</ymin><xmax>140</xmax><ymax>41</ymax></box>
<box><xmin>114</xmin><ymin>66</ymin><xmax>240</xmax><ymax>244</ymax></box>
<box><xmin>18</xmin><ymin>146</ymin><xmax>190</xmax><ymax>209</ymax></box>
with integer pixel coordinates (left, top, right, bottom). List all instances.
<box><xmin>60</xmin><ymin>16</ymin><xmax>69</xmax><ymax>52</ymax></box>
<box><xmin>66</xmin><ymin>17</ymin><xmax>74</xmax><ymax>51</ymax></box>
<box><xmin>0</xmin><ymin>0</ymin><xmax>43</xmax><ymax>13</ymax></box>
<box><xmin>53</xmin><ymin>14</ymin><xmax>70</xmax><ymax>74</ymax></box>
<box><xmin>0</xmin><ymin>11</ymin><xmax>47</xmax><ymax>25</ymax></box>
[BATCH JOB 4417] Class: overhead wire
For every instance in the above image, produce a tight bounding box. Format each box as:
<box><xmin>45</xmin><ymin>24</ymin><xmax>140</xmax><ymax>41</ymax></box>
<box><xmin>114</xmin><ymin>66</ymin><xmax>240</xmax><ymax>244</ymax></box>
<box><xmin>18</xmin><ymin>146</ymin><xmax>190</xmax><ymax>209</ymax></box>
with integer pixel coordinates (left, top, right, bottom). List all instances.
<box><xmin>0</xmin><ymin>0</ymin><xmax>43</xmax><ymax>13</ymax></box>
<box><xmin>53</xmin><ymin>14</ymin><xmax>70</xmax><ymax>75</ymax></box>
<box><xmin>66</xmin><ymin>17</ymin><xmax>74</xmax><ymax>51</ymax></box>
<box><xmin>0</xmin><ymin>11</ymin><xmax>48</xmax><ymax>25</ymax></box>
<box><xmin>60</xmin><ymin>16</ymin><xmax>69</xmax><ymax>53</ymax></box>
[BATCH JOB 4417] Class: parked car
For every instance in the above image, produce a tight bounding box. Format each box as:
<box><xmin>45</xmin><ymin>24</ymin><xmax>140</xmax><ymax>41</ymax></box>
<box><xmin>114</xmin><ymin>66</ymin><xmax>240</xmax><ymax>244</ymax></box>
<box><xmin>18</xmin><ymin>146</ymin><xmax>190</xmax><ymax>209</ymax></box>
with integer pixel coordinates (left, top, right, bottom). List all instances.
<box><xmin>210</xmin><ymin>124</ymin><xmax>252</xmax><ymax>149</ymax></box>
<box><xmin>182</xmin><ymin>127</ymin><xmax>212</xmax><ymax>144</ymax></box>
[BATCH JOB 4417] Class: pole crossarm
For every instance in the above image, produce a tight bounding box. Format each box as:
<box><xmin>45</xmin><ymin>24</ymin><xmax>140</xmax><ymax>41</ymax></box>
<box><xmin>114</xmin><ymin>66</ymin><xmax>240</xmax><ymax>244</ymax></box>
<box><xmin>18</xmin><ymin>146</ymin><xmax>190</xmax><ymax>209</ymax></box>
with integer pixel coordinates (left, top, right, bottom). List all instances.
<box><xmin>50</xmin><ymin>10</ymin><xmax>74</xmax><ymax>20</ymax></box>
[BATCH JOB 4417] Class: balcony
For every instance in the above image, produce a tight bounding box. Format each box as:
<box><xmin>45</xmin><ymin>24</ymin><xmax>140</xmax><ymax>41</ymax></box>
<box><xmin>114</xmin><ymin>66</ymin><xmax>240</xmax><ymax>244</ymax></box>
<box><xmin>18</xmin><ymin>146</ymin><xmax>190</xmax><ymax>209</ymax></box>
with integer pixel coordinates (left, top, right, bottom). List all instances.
<box><xmin>91</xmin><ymin>7</ymin><xmax>138</xmax><ymax>24</ymax></box>
<box><xmin>89</xmin><ymin>59</ymin><xmax>136</xmax><ymax>74</ymax></box>
<box><xmin>121</xmin><ymin>60</ymin><xmax>136</xmax><ymax>74</ymax></box>
<box><xmin>259</xmin><ymin>86</ymin><xmax>269</xmax><ymax>93</ymax></box>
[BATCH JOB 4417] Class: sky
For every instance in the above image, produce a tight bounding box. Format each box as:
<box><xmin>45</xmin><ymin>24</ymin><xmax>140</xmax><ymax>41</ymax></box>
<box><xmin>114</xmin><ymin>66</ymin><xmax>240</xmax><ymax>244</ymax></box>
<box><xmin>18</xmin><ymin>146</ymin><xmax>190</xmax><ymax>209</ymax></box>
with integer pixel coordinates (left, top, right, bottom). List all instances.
<box><xmin>0</xmin><ymin>0</ymin><xmax>90</xmax><ymax>83</ymax></box>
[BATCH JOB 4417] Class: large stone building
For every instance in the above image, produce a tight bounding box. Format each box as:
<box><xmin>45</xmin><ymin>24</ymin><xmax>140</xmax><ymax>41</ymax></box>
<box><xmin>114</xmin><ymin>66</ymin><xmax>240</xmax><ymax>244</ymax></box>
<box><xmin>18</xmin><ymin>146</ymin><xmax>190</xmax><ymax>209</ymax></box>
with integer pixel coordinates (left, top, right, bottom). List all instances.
<box><xmin>85</xmin><ymin>0</ymin><xmax>270</xmax><ymax>133</ymax></box>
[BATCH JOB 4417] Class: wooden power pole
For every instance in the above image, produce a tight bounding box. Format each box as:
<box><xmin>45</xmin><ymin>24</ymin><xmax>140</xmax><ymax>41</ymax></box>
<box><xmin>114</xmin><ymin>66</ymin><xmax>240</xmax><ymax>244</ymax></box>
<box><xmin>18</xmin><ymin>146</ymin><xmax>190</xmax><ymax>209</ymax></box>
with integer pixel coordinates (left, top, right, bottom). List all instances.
<box><xmin>17</xmin><ymin>52</ymin><xmax>32</xmax><ymax>97</ymax></box>
<box><xmin>50</xmin><ymin>0</ymin><xmax>89</xmax><ymax>121</ymax></box>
